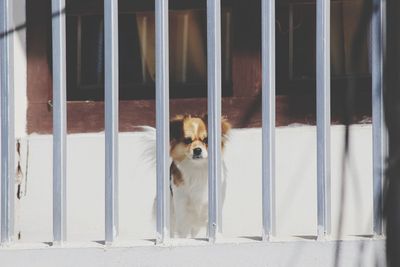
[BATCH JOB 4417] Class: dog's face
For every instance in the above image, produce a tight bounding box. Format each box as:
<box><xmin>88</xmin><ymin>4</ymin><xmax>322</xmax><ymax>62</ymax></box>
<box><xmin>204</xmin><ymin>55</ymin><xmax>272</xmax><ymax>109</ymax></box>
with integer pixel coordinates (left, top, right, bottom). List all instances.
<box><xmin>170</xmin><ymin>115</ymin><xmax>231</xmax><ymax>163</ymax></box>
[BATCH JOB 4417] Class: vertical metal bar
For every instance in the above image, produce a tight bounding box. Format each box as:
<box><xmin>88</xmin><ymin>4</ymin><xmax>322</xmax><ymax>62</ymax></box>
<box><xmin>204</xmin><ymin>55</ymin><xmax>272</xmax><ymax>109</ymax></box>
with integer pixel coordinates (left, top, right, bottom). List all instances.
<box><xmin>372</xmin><ymin>0</ymin><xmax>386</xmax><ymax>236</ymax></box>
<box><xmin>104</xmin><ymin>0</ymin><xmax>119</xmax><ymax>245</ymax></box>
<box><xmin>316</xmin><ymin>0</ymin><xmax>331</xmax><ymax>239</ymax></box>
<box><xmin>51</xmin><ymin>0</ymin><xmax>67</xmax><ymax>244</ymax></box>
<box><xmin>0</xmin><ymin>0</ymin><xmax>15</xmax><ymax>245</ymax></box>
<box><xmin>155</xmin><ymin>0</ymin><xmax>170</xmax><ymax>244</ymax></box>
<box><xmin>261</xmin><ymin>0</ymin><xmax>276</xmax><ymax>241</ymax></box>
<box><xmin>207</xmin><ymin>0</ymin><xmax>222</xmax><ymax>243</ymax></box>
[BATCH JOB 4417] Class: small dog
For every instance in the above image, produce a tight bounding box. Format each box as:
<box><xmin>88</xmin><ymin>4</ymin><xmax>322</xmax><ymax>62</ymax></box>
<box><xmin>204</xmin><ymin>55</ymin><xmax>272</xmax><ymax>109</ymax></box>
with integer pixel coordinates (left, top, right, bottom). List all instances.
<box><xmin>169</xmin><ymin>114</ymin><xmax>231</xmax><ymax>238</ymax></box>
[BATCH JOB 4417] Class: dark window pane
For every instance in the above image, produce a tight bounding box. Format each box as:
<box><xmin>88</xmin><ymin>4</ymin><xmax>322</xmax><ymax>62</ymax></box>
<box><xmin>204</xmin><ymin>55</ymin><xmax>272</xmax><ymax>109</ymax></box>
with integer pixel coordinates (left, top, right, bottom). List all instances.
<box><xmin>119</xmin><ymin>14</ymin><xmax>143</xmax><ymax>85</ymax></box>
<box><xmin>79</xmin><ymin>15</ymin><xmax>104</xmax><ymax>87</ymax></box>
<box><xmin>66</xmin><ymin>7</ymin><xmax>232</xmax><ymax>101</ymax></box>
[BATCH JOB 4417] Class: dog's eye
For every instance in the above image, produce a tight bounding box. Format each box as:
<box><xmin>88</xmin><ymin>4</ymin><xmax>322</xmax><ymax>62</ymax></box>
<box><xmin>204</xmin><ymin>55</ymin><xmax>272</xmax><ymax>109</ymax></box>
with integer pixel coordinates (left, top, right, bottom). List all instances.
<box><xmin>183</xmin><ymin>138</ymin><xmax>192</xmax><ymax>144</ymax></box>
<box><xmin>203</xmin><ymin>137</ymin><xmax>208</xmax><ymax>144</ymax></box>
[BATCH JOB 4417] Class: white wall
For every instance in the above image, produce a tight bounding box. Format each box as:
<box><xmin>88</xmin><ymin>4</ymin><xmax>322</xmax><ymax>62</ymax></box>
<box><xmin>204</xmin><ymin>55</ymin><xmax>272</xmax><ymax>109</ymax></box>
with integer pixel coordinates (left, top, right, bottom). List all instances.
<box><xmin>14</xmin><ymin>125</ymin><xmax>374</xmax><ymax>243</ymax></box>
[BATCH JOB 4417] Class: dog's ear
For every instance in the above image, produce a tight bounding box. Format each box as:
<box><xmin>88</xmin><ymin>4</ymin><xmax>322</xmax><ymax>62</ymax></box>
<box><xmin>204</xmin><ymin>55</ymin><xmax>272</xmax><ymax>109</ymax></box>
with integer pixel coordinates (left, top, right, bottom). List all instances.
<box><xmin>221</xmin><ymin>117</ymin><xmax>231</xmax><ymax>149</ymax></box>
<box><xmin>170</xmin><ymin>116</ymin><xmax>184</xmax><ymax>142</ymax></box>
<box><xmin>221</xmin><ymin>117</ymin><xmax>231</xmax><ymax>137</ymax></box>
<box><xmin>201</xmin><ymin>113</ymin><xmax>231</xmax><ymax>137</ymax></box>
<box><xmin>202</xmin><ymin>113</ymin><xmax>208</xmax><ymax>125</ymax></box>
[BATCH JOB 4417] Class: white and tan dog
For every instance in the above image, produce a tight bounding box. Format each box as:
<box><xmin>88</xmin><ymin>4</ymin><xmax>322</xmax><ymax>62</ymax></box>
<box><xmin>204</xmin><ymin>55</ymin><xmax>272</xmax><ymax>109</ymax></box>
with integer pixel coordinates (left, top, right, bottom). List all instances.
<box><xmin>168</xmin><ymin>115</ymin><xmax>230</xmax><ymax>238</ymax></box>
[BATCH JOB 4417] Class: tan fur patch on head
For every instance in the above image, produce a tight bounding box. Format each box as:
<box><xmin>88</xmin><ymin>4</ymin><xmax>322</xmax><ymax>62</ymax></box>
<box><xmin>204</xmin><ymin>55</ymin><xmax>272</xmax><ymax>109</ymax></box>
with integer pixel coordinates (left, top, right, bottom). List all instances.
<box><xmin>183</xmin><ymin>117</ymin><xmax>207</xmax><ymax>141</ymax></box>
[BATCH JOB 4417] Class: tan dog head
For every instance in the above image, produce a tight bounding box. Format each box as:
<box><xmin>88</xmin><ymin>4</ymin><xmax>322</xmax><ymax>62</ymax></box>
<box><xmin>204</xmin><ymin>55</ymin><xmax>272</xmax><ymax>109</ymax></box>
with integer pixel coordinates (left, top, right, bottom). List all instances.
<box><xmin>169</xmin><ymin>114</ymin><xmax>231</xmax><ymax>163</ymax></box>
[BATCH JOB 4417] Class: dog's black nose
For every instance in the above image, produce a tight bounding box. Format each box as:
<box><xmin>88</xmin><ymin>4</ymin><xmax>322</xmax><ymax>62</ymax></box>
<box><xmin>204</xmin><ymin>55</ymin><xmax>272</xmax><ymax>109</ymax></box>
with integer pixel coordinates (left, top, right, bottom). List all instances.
<box><xmin>193</xmin><ymin>148</ymin><xmax>202</xmax><ymax>156</ymax></box>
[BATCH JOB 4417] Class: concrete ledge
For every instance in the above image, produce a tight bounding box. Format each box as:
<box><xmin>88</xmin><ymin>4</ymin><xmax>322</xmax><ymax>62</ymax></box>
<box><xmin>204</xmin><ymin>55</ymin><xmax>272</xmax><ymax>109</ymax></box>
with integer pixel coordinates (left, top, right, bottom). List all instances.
<box><xmin>0</xmin><ymin>239</ymin><xmax>386</xmax><ymax>267</ymax></box>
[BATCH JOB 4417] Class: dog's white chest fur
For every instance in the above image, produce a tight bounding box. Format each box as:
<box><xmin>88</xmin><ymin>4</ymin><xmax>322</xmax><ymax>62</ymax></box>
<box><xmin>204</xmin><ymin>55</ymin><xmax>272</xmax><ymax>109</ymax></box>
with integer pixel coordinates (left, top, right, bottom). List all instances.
<box><xmin>170</xmin><ymin>159</ymin><xmax>226</xmax><ymax>238</ymax></box>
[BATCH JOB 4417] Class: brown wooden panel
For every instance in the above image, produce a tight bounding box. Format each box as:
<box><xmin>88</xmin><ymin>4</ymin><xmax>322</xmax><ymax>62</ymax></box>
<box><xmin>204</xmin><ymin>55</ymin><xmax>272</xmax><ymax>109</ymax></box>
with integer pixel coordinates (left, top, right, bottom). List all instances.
<box><xmin>27</xmin><ymin>91</ymin><xmax>372</xmax><ymax>134</ymax></box>
<box><xmin>27</xmin><ymin>97</ymin><xmax>268</xmax><ymax>134</ymax></box>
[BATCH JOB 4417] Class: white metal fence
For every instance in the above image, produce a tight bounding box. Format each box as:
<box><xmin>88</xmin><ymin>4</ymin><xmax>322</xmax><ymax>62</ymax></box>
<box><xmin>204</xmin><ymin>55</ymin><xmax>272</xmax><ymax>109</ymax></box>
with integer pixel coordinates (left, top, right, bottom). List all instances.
<box><xmin>0</xmin><ymin>0</ymin><xmax>386</xmax><ymax>247</ymax></box>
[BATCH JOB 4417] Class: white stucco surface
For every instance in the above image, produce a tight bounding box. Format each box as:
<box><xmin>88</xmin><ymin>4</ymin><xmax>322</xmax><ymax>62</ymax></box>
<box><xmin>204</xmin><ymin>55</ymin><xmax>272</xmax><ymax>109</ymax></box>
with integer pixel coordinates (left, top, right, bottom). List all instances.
<box><xmin>14</xmin><ymin>125</ymin><xmax>374</xmax><ymax>243</ymax></box>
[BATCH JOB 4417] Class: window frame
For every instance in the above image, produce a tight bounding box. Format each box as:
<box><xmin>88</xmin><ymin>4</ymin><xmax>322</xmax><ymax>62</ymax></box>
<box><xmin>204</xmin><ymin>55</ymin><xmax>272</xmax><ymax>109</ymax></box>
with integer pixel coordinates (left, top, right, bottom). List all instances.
<box><xmin>66</xmin><ymin>8</ymin><xmax>234</xmax><ymax>101</ymax></box>
<box><xmin>26</xmin><ymin>0</ymin><xmax>372</xmax><ymax>134</ymax></box>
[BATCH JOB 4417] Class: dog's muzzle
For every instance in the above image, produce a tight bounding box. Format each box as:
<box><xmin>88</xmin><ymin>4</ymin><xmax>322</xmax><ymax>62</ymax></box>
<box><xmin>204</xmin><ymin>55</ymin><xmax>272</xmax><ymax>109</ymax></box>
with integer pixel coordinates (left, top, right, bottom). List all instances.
<box><xmin>192</xmin><ymin>147</ymin><xmax>202</xmax><ymax>159</ymax></box>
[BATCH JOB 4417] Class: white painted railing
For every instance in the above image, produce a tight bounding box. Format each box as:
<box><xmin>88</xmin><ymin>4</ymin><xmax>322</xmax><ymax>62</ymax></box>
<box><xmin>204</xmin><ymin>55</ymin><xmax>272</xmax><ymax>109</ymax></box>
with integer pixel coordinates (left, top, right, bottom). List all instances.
<box><xmin>0</xmin><ymin>0</ymin><xmax>386</xmax><ymax>249</ymax></box>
